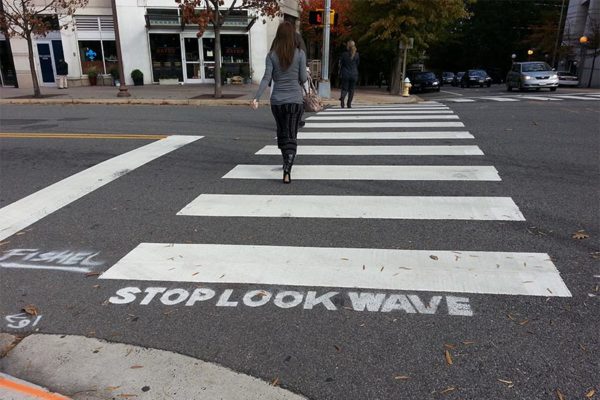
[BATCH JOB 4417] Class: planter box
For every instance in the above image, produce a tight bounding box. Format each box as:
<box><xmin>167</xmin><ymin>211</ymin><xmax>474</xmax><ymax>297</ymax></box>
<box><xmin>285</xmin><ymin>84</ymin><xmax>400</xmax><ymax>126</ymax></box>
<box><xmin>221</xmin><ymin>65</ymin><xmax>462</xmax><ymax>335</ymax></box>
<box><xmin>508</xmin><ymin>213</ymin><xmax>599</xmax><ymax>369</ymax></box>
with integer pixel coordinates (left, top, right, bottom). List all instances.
<box><xmin>159</xmin><ymin>78</ymin><xmax>179</xmax><ymax>85</ymax></box>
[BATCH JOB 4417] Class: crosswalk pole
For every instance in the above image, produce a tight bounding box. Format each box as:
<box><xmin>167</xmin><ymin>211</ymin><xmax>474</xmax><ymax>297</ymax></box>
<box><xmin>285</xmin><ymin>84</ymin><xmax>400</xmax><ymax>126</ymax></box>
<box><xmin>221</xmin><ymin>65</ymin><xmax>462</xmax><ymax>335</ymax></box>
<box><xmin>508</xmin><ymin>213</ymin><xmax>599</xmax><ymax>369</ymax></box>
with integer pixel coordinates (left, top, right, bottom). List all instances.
<box><xmin>318</xmin><ymin>0</ymin><xmax>331</xmax><ymax>99</ymax></box>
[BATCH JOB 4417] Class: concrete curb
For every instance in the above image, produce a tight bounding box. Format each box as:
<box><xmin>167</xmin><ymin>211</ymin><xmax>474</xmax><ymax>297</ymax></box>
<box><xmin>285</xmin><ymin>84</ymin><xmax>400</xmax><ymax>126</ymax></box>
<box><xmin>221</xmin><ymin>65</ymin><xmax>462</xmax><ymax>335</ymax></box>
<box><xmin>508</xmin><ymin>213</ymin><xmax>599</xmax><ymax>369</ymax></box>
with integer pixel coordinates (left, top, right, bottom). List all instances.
<box><xmin>0</xmin><ymin>334</ymin><xmax>306</xmax><ymax>400</ymax></box>
<box><xmin>0</xmin><ymin>96</ymin><xmax>420</xmax><ymax>107</ymax></box>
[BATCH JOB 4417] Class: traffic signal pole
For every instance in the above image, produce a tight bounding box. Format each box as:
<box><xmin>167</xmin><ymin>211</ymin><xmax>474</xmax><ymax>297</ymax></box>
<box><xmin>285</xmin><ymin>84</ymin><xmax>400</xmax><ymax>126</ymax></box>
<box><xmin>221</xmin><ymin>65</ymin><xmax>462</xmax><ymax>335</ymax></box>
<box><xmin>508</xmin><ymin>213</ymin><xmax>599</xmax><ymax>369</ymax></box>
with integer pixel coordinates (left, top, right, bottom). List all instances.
<box><xmin>318</xmin><ymin>0</ymin><xmax>331</xmax><ymax>98</ymax></box>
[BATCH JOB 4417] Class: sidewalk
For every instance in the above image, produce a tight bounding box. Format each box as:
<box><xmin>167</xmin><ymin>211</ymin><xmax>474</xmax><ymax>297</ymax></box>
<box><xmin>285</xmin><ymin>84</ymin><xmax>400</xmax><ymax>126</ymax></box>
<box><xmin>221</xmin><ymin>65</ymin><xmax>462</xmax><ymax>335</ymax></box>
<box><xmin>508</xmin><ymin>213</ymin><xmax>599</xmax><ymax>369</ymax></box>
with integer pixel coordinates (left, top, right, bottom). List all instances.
<box><xmin>0</xmin><ymin>83</ymin><xmax>417</xmax><ymax>106</ymax></box>
<box><xmin>0</xmin><ymin>333</ymin><xmax>306</xmax><ymax>400</ymax></box>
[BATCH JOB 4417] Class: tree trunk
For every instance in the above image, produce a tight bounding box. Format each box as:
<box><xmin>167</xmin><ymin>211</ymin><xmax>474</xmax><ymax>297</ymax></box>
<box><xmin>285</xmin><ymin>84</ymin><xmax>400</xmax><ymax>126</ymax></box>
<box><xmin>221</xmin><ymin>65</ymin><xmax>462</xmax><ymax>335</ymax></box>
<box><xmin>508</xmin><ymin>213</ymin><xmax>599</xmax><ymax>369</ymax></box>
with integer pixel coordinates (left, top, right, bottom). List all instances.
<box><xmin>390</xmin><ymin>52</ymin><xmax>402</xmax><ymax>95</ymax></box>
<box><xmin>214</xmin><ymin>24</ymin><xmax>222</xmax><ymax>98</ymax></box>
<box><xmin>26</xmin><ymin>34</ymin><xmax>41</xmax><ymax>97</ymax></box>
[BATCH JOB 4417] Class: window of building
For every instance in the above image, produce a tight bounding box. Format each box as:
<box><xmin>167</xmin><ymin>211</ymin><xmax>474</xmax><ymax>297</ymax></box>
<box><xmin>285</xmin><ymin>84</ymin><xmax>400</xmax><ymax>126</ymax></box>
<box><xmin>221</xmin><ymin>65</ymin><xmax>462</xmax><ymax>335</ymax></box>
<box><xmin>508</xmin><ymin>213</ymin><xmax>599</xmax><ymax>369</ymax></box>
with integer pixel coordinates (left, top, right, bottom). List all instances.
<box><xmin>221</xmin><ymin>34</ymin><xmax>249</xmax><ymax>78</ymax></box>
<box><xmin>78</xmin><ymin>39</ymin><xmax>117</xmax><ymax>75</ymax></box>
<box><xmin>149</xmin><ymin>33</ymin><xmax>183</xmax><ymax>81</ymax></box>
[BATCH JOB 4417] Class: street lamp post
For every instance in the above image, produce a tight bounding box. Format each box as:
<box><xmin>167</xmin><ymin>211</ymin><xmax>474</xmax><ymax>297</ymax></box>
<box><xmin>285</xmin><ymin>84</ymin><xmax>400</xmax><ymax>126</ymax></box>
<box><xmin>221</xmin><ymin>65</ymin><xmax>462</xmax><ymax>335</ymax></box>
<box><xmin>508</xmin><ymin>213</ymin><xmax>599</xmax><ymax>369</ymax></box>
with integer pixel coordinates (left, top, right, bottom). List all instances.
<box><xmin>111</xmin><ymin>0</ymin><xmax>130</xmax><ymax>97</ymax></box>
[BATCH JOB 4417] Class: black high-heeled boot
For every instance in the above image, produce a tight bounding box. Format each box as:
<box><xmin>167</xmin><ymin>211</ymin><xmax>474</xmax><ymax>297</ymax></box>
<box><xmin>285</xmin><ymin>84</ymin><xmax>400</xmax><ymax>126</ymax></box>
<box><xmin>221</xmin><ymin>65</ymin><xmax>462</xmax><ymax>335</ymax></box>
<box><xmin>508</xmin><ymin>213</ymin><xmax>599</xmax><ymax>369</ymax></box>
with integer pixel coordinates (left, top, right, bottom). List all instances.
<box><xmin>283</xmin><ymin>153</ymin><xmax>295</xmax><ymax>184</ymax></box>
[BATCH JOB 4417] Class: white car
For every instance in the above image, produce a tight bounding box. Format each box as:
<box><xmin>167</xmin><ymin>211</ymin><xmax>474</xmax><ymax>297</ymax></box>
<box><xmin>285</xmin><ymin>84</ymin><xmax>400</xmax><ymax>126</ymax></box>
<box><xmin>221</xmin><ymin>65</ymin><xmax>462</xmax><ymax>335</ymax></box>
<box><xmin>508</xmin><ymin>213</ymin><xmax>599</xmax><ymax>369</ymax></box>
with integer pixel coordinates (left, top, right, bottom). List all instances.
<box><xmin>506</xmin><ymin>62</ymin><xmax>559</xmax><ymax>91</ymax></box>
<box><xmin>557</xmin><ymin>71</ymin><xmax>579</xmax><ymax>86</ymax></box>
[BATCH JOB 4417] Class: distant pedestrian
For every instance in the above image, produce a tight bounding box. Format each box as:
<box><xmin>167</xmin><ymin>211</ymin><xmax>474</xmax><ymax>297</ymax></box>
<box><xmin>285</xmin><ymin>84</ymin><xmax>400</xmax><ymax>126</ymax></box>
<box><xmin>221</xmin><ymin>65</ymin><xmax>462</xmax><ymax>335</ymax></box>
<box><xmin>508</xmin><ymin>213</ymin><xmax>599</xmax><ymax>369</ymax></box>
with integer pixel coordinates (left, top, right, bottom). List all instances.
<box><xmin>56</xmin><ymin>59</ymin><xmax>68</xmax><ymax>89</ymax></box>
<box><xmin>339</xmin><ymin>40</ymin><xmax>359</xmax><ymax>108</ymax></box>
<box><xmin>251</xmin><ymin>21</ymin><xmax>308</xmax><ymax>184</ymax></box>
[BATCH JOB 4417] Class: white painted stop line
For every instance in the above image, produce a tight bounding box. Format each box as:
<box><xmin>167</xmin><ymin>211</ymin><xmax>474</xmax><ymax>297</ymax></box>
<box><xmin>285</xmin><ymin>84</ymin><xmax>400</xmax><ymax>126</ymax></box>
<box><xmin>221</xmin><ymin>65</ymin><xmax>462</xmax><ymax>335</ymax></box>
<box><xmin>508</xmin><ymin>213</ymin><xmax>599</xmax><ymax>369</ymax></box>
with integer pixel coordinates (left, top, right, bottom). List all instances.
<box><xmin>177</xmin><ymin>195</ymin><xmax>525</xmax><ymax>220</ymax></box>
<box><xmin>0</xmin><ymin>135</ymin><xmax>203</xmax><ymax>241</ymax></box>
<box><xmin>304</xmin><ymin>122</ymin><xmax>465</xmax><ymax>128</ymax></box>
<box><xmin>223</xmin><ymin>165</ymin><xmax>501</xmax><ymax>181</ymax></box>
<box><xmin>519</xmin><ymin>96</ymin><xmax>562</xmax><ymax>101</ymax></box>
<box><xmin>552</xmin><ymin>95</ymin><xmax>600</xmax><ymax>100</ymax></box>
<box><xmin>444</xmin><ymin>98</ymin><xmax>476</xmax><ymax>102</ymax></box>
<box><xmin>317</xmin><ymin>107</ymin><xmax>449</xmax><ymax>112</ymax></box>
<box><xmin>307</xmin><ymin>115</ymin><xmax>460</xmax><ymax>121</ymax></box>
<box><xmin>298</xmin><ymin>131</ymin><xmax>474</xmax><ymax>139</ymax></box>
<box><xmin>99</xmin><ymin>243</ymin><xmax>571</xmax><ymax>297</ymax></box>
<box><xmin>256</xmin><ymin>145</ymin><xmax>483</xmax><ymax>156</ymax></box>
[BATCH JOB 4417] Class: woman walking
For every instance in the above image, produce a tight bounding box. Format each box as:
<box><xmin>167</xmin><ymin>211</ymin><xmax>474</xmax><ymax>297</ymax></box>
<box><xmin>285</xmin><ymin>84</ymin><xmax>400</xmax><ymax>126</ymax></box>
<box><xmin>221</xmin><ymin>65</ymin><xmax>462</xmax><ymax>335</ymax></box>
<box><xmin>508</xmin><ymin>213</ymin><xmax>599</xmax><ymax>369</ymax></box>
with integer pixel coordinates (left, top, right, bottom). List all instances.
<box><xmin>251</xmin><ymin>22</ymin><xmax>308</xmax><ymax>184</ymax></box>
<box><xmin>339</xmin><ymin>40</ymin><xmax>359</xmax><ymax>108</ymax></box>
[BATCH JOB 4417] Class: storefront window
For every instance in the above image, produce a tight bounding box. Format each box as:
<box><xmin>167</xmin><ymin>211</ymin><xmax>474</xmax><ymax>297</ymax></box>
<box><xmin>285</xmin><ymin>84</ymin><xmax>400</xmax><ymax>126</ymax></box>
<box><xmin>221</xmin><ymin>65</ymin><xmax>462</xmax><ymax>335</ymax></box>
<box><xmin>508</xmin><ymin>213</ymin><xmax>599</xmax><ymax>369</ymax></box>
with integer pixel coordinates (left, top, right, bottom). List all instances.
<box><xmin>78</xmin><ymin>40</ymin><xmax>118</xmax><ymax>75</ymax></box>
<box><xmin>149</xmin><ymin>33</ymin><xmax>182</xmax><ymax>82</ymax></box>
<box><xmin>221</xmin><ymin>34</ymin><xmax>249</xmax><ymax>78</ymax></box>
<box><xmin>203</xmin><ymin>38</ymin><xmax>215</xmax><ymax>79</ymax></box>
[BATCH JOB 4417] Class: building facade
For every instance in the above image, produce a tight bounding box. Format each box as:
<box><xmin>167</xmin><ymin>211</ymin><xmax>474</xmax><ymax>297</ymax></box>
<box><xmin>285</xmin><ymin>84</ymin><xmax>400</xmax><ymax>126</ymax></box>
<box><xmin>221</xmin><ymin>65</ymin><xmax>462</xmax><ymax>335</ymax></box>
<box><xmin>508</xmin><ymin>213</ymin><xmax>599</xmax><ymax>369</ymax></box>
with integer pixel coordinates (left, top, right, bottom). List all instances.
<box><xmin>4</xmin><ymin>0</ymin><xmax>300</xmax><ymax>88</ymax></box>
<box><xmin>561</xmin><ymin>0</ymin><xmax>600</xmax><ymax>87</ymax></box>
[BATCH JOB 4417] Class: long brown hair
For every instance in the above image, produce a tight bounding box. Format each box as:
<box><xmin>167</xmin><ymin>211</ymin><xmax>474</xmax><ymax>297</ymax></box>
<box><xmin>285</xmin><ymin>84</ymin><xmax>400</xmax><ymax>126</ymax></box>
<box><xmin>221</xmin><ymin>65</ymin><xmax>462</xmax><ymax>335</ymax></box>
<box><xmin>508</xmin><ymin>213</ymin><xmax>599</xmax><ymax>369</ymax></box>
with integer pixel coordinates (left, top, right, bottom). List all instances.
<box><xmin>270</xmin><ymin>21</ymin><xmax>296</xmax><ymax>70</ymax></box>
<box><xmin>347</xmin><ymin>40</ymin><xmax>357</xmax><ymax>59</ymax></box>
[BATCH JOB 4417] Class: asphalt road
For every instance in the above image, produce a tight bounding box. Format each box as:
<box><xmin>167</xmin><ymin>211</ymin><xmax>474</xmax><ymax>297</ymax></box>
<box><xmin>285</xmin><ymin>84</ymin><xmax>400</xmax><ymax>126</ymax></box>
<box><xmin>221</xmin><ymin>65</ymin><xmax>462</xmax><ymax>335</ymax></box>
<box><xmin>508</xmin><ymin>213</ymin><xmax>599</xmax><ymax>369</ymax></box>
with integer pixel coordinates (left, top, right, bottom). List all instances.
<box><xmin>0</xmin><ymin>95</ymin><xmax>599</xmax><ymax>400</ymax></box>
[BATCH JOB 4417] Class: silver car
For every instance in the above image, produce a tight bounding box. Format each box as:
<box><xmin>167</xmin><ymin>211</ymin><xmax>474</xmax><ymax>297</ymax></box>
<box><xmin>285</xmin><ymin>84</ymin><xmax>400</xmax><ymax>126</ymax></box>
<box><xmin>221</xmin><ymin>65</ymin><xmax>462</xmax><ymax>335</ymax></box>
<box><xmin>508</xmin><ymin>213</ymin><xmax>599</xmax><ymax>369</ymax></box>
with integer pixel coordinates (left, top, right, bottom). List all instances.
<box><xmin>506</xmin><ymin>62</ymin><xmax>559</xmax><ymax>91</ymax></box>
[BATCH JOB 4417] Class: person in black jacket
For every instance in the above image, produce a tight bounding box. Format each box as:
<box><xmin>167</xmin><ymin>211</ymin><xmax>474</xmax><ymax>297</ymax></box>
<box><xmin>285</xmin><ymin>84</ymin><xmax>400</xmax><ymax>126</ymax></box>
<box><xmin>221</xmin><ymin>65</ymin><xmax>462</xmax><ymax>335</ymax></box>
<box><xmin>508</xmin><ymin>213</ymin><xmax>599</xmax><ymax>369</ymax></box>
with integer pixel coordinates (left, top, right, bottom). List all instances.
<box><xmin>339</xmin><ymin>40</ymin><xmax>359</xmax><ymax>108</ymax></box>
<box><xmin>56</xmin><ymin>59</ymin><xmax>68</xmax><ymax>89</ymax></box>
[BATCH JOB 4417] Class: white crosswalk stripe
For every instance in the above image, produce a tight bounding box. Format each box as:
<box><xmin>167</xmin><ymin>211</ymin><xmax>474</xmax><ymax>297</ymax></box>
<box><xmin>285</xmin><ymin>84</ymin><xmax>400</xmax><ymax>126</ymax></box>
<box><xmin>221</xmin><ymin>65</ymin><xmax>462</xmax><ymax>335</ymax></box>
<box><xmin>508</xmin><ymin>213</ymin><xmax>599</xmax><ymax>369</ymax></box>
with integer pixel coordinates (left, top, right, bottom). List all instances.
<box><xmin>477</xmin><ymin>97</ymin><xmax>519</xmax><ymax>102</ymax></box>
<box><xmin>223</xmin><ymin>165</ymin><xmax>501</xmax><ymax>181</ymax></box>
<box><xmin>103</xmin><ymin>103</ymin><xmax>570</xmax><ymax>298</ymax></box>
<box><xmin>256</xmin><ymin>145</ymin><xmax>483</xmax><ymax>156</ymax></box>
<box><xmin>99</xmin><ymin>244</ymin><xmax>571</xmax><ymax>297</ymax></box>
<box><xmin>307</xmin><ymin>115</ymin><xmax>460</xmax><ymax>121</ymax></box>
<box><xmin>177</xmin><ymin>194</ymin><xmax>525</xmax><ymax>220</ymax></box>
<box><xmin>304</xmin><ymin>122</ymin><xmax>465</xmax><ymax>128</ymax></box>
<box><xmin>444</xmin><ymin>98</ymin><xmax>476</xmax><ymax>102</ymax></box>
<box><xmin>518</xmin><ymin>96</ymin><xmax>563</xmax><ymax>101</ymax></box>
<box><xmin>552</xmin><ymin>95</ymin><xmax>600</xmax><ymax>100</ymax></box>
<box><xmin>298</xmin><ymin>131</ymin><xmax>474</xmax><ymax>139</ymax></box>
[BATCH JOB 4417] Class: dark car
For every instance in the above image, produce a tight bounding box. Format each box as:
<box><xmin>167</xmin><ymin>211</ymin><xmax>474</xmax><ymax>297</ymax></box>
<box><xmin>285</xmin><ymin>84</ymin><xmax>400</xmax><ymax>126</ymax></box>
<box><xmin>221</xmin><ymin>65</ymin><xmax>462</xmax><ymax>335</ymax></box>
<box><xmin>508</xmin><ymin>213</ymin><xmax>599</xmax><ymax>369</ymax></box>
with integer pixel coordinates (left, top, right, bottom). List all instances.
<box><xmin>441</xmin><ymin>71</ymin><xmax>454</xmax><ymax>85</ymax></box>
<box><xmin>460</xmin><ymin>69</ymin><xmax>492</xmax><ymax>87</ymax></box>
<box><xmin>451</xmin><ymin>72</ymin><xmax>465</xmax><ymax>86</ymax></box>
<box><xmin>408</xmin><ymin>71</ymin><xmax>440</xmax><ymax>93</ymax></box>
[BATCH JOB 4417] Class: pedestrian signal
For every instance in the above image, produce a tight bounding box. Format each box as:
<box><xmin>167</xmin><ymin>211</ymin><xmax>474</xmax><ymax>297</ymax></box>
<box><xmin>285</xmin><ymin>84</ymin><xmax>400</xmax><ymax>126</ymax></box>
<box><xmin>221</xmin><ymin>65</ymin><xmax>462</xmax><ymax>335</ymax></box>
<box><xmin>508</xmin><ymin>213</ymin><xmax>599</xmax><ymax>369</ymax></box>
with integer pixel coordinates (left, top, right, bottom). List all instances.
<box><xmin>308</xmin><ymin>9</ymin><xmax>337</xmax><ymax>26</ymax></box>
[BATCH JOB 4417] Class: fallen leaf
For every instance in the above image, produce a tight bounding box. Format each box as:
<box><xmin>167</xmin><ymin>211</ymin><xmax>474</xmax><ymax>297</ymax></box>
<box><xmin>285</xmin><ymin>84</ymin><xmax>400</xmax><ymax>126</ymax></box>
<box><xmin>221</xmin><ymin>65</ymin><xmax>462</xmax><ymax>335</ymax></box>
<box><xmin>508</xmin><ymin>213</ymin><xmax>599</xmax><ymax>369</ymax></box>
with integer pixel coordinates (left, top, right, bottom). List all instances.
<box><xmin>394</xmin><ymin>375</ymin><xmax>410</xmax><ymax>380</ymax></box>
<box><xmin>572</xmin><ymin>230</ymin><xmax>590</xmax><ymax>240</ymax></box>
<box><xmin>519</xmin><ymin>319</ymin><xmax>529</xmax><ymax>325</ymax></box>
<box><xmin>219</xmin><ymin>274</ymin><xmax>225</xmax><ymax>279</ymax></box>
<box><xmin>0</xmin><ymin>241</ymin><xmax>10</xmax><ymax>246</ymax></box>
<box><xmin>440</xmin><ymin>386</ymin><xmax>456</xmax><ymax>394</ymax></box>
<box><xmin>585</xmin><ymin>389</ymin><xmax>596</xmax><ymax>398</ymax></box>
<box><xmin>85</xmin><ymin>272</ymin><xmax>101</xmax><ymax>277</ymax></box>
<box><xmin>191</xmin><ymin>272</ymin><xmax>199</xmax><ymax>276</ymax></box>
<box><xmin>22</xmin><ymin>305</ymin><xmax>38</xmax><ymax>316</ymax></box>
<box><xmin>462</xmin><ymin>340</ymin><xmax>476</xmax><ymax>345</ymax></box>
<box><xmin>444</xmin><ymin>343</ymin><xmax>456</xmax><ymax>349</ymax></box>
<box><xmin>334</xmin><ymin>345</ymin><xmax>341</xmax><ymax>352</ymax></box>
<box><xmin>507</xmin><ymin>313</ymin><xmax>516</xmax><ymax>321</ymax></box>
<box><xmin>117</xmin><ymin>395</ymin><xmax>137</xmax><ymax>398</ymax></box>
<box><xmin>556</xmin><ymin>389</ymin><xmax>565</xmax><ymax>400</ymax></box>
<box><xmin>341</xmin><ymin>258</ymin><xmax>349</xmax><ymax>260</ymax></box>
<box><xmin>93</xmin><ymin>284</ymin><xmax>100</xmax><ymax>289</ymax></box>
<box><xmin>130</xmin><ymin>365</ymin><xmax>143</xmax><ymax>369</ymax></box>
<box><xmin>430</xmin><ymin>255</ymin><xmax>439</xmax><ymax>260</ymax></box>
<box><xmin>271</xmin><ymin>377</ymin><xmax>279</xmax><ymax>386</ymax></box>
<box><xmin>106</xmin><ymin>386</ymin><xmax>121</xmax><ymax>390</ymax></box>
<box><xmin>579</xmin><ymin>343</ymin><xmax>587</xmax><ymax>351</ymax></box>
<box><xmin>362</xmin><ymin>264</ymin><xmax>365</xmax><ymax>270</ymax></box>
<box><xmin>498</xmin><ymin>379</ymin><xmax>513</xmax><ymax>385</ymax></box>
<box><xmin>444</xmin><ymin>350</ymin><xmax>453</xmax><ymax>365</ymax></box>
<box><xmin>380</xmin><ymin>266</ymin><xmax>384</xmax><ymax>272</ymax></box>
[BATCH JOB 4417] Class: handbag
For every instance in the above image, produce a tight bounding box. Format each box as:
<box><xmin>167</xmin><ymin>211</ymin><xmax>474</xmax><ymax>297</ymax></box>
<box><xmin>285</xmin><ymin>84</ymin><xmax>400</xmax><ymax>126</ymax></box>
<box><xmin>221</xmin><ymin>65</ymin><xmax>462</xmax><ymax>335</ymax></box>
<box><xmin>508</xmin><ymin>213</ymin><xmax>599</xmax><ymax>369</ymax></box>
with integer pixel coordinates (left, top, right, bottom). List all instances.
<box><xmin>302</xmin><ymin>75</ymin><xmax>323</xmax><ymax>112</ymax></box>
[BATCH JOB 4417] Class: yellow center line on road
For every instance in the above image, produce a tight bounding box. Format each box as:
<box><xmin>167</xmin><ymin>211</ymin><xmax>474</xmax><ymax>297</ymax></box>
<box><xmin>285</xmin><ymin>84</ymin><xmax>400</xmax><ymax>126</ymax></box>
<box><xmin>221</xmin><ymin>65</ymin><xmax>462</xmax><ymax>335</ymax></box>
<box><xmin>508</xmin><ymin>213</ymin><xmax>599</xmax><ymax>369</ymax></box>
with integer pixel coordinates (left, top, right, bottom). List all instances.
<box><xmin>0</xmin><ymin>132</ymin><xmax>168</xmax><ymax>140</ymax></box>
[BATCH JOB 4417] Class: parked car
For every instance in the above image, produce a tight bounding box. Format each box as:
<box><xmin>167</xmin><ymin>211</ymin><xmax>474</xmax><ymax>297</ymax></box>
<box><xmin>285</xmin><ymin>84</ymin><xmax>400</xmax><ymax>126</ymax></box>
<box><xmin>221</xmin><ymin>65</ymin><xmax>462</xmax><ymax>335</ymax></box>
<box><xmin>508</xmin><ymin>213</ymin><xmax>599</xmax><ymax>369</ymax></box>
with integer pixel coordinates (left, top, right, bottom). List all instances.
<box><xmin>451</xmin><ymin>72</ymin><xmax>465</xmax><ymax>86</ymax></box>
<box><xmin>460</xmin><ymin>69</ymin><xmax>492</xmax><ymax>87</ymax></box>
<box><xmin>506</xmin><ymin>61</ymin><xmax>558</xmax><ymax>91</ymax></box>
<box><xmin>408</xmin><ymin>71</ymin><xmax>440</xmax><ymax>93</ymax></box>
<box><xmin>557</xmin><ymin>71</ymin><xmax>579</xmax><ymax>86</ymax></box>
<box><xmin>441</xmin><ymin>71</ymin><xmax>454</xmax><ymax>85</ymax></box>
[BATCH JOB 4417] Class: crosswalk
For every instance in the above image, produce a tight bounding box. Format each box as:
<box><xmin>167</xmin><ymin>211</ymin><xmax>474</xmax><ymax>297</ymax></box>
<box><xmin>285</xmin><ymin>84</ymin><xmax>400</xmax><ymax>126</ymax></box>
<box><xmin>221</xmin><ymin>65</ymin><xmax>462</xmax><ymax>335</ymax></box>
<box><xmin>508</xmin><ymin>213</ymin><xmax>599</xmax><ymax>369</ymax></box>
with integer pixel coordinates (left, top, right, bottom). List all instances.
<box><xmin>100</xmin><ymin>102</ymin><xmax>571</xmax><ymax>298</ymax></box>
<box><xmin>439</xmin><ymin>92</ymin><xmax>600</xmax><ymax>103</ymax></box>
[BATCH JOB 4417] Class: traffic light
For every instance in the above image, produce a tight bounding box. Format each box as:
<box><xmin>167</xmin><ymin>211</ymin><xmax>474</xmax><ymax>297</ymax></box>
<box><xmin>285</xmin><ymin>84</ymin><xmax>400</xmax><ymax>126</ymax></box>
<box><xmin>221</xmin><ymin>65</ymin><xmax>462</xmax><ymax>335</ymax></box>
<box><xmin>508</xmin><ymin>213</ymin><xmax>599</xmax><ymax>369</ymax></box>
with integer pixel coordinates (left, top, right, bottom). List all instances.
<box><xmin>308</xmin><ymin>9</ymin><xmax>337</xmax><ymax>26</ymax></box>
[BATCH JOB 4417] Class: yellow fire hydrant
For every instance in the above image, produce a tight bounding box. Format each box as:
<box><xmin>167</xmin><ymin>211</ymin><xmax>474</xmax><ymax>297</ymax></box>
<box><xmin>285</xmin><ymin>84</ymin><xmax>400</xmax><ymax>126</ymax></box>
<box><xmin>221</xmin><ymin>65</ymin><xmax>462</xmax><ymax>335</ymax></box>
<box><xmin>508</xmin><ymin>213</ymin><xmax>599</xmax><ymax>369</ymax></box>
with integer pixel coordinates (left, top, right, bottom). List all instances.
<box><xmin>402</xmin><ymin>77</ymin><xmax>412</xmax><ymax>97</ymax></box>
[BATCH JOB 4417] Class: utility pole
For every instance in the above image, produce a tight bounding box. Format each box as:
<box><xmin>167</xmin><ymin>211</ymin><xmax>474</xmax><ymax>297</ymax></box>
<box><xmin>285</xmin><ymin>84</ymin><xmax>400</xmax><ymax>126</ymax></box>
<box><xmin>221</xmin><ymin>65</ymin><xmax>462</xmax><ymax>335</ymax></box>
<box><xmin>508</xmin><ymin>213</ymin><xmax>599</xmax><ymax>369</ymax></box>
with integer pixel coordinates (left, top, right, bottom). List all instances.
<box><xmin>318</xmin><ymin>0</ymin><xmax>331</xmax><ymax>98</ymax></box>
<box><xmin>111</xmin><ymin>0</ymin><xmax>130</xmax><ymax>97</ymax></box>
<box><xmin>552</xmin><ymin>0</ymin><xmax>566</xmax><ymax>68</ymax></box>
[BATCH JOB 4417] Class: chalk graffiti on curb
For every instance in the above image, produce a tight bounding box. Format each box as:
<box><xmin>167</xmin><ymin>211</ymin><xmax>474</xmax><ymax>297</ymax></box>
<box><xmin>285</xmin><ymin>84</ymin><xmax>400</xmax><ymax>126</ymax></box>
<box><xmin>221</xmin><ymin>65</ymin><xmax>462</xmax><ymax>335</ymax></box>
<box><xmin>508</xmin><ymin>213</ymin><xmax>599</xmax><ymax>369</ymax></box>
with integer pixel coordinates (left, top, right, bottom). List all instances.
<box><xmin>5</xmin><ymin>313</ymin><xmax>43</xmax><ymax>329</ymax></box>
<box><xmin>0</xmin><ymin>248</ymin><xmax>105</xmax><ymax>273</ymax></box>
<box><xmin>109</xmin><ymin>287</ymin><xmax>474</xmax><ymax>316</ymax></box>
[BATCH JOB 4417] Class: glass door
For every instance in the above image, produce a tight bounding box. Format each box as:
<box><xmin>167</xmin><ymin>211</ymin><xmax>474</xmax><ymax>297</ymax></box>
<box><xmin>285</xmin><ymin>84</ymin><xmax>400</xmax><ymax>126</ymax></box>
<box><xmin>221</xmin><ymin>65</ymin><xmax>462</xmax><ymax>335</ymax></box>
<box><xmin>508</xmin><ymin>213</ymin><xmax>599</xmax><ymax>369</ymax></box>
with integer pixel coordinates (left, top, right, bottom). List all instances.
<box><xmin>183</xmin><ymin>37</ymin><xmax>201</xmax><ymax>83</ymax></box>
<box><xmin>36</xmin><ymin>42</ymin><xmax>56</xmax><ymax>85</ymax></box>
<box><xmin>202</xmin><ymin>38</ymin><xmax>215</xmax><ymax>82</ymax></box>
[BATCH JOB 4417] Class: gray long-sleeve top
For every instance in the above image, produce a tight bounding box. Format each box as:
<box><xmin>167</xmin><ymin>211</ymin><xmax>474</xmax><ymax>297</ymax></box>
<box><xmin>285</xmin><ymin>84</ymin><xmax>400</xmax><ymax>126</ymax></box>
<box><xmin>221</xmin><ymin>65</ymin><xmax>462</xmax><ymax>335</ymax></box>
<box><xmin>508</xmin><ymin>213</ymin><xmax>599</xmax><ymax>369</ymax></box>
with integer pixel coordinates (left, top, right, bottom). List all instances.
<box><xmin>254</xmin><ymin>49</ymin><xmax>308</xmax><ymax>105</ymax></box>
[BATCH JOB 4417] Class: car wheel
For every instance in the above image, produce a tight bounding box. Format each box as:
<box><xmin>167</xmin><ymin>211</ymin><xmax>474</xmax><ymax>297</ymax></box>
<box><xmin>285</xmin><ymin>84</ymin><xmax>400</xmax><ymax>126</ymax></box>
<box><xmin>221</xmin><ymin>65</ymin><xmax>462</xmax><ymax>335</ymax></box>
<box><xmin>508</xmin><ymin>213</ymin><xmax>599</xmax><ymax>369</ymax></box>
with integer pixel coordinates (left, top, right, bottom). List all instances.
<box><xmin>480</xmin><ymin>84</ymin><xmax>483</xmax><ymax>88</ymax></box>
<box><xmin>487</xmin><ymin>83</ymin><xmax>491</xmax><ymax>87</ymax></box>
<box><xmin>436</xmin><ymin>87</ymin><xmax>440</xmax><ymax>92</ymax></box>
<box><xmin>550</xmin><ymin>87</ymin><xmax>557</xmax><ymax>92</ymax></box>
<box><xmin>507</xmin><ymin>84</ymin><xmax>512</xmax><ymax>92</ymax></box>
